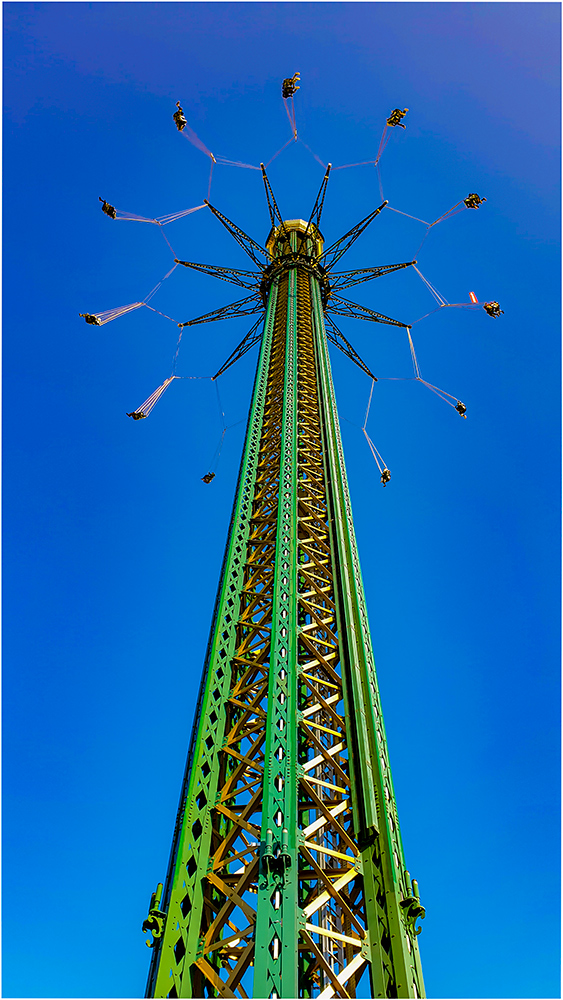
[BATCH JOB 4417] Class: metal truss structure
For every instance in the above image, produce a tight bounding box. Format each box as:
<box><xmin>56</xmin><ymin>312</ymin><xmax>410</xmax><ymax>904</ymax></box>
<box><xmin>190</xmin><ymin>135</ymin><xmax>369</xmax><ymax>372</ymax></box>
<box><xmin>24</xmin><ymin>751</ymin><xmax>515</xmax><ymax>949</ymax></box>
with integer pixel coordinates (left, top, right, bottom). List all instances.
<box><xmin>144</xmin><ymin>169</ymin><xmax>425</xmax><ymax>999</ymax></box>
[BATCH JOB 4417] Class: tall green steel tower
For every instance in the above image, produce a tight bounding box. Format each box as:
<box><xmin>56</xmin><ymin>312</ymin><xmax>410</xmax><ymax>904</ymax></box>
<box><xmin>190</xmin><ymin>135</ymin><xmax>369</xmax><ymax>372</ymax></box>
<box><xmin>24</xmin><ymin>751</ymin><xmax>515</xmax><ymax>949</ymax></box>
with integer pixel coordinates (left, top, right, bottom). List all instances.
<box><xmin>143</xmin><ymin>167</ymin><xmax>425</xmax><ymax>999</ymax></box>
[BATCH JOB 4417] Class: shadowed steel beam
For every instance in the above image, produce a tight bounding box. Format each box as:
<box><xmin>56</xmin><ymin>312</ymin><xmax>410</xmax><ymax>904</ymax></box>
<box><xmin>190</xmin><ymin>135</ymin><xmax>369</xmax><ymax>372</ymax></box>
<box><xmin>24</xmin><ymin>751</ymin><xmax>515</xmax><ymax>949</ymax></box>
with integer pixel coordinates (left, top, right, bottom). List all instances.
<box><xmin>204</xmin><ymin>198</ymin><xmax>271</xmax><ymax>269</ymax></box>
<box><xmin>178</xmin><ymin>294</ymin><xmax>264</xmax><ymax>328</ymax></box>
<box><xmin>260</xmin><ymin>164</ymin><xmax>293</xmax><ymax>254</ymax></box>
<box><xmin>175</xmin><ymin>259</ymin><xmax>261</xmax><ymax>290</ymax></box>
<box><xmin>317</xmin><ymin>200</ymin><xmax>388</xmax><ymax>271</ymax></box>
<box><xmin>326</xmin><ymin>293</ymin><xmax>410</xmax><ymax>328</ymax></box>
<box><xmin>325</xmin><ymin>314</ymin><xmax>378</xmax><ymax>381</ymax></box>
<box><xmin>212</xmin><ymin>316</ymin><xmax>265</xmax><ymax>380</ymax></box>
<box><xmin>297</xmin><ymin>163</ymin><xmax>332</xmax><ymax>252</ymax></box>
<box><xmin>329</xmin><ymin>260</ymin><xmax>416</xmax><ymax>291</ymax></box>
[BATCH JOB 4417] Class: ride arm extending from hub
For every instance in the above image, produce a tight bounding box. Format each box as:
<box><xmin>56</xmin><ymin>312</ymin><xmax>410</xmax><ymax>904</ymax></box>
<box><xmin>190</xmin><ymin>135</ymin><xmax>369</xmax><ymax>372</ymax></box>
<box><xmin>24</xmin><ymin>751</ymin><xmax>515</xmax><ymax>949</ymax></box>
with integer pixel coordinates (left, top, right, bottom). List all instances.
<box><xmin>326</xmin><ymin>292</ymin><xmax>410</xmax><ymax>328</ymax></box>
<box><xmin>324</xmin><ymin>314</ymin><xmax>378</xmax><ymax>381</ymax></box>
<box><xmin>204</xmin><ymin>199</ymin><xmax>271</xmax><ymax>270</ymax></box>
<box><xmin>260</xmin><ymin>164</ymin><xmax>294</xmax><ymax>255</ymax></box>
<box><xmin>317</xmin><ymin>200</ymin><xmax>389</xmax><ymax>271</ymax></box>
<box><xmin>329</xmin><ymin>259</ymin><xmax>416</xmax><ymax>291</ymax></box>
<box><xmin>178</xmin><ymin>293</ymin><xmax>264</xmax><ymax>327</ymax></box>
<box><xmin>296</xmin><ymin>163</ymin><xmax>332</xmax><ymax>253</ymax></box>
<box><xmin>211</xmin><ymin>316</ymin><xmax>265</xmax><ymax>380</ymax></box>
<box><xmin>174</xmin><ymin>259</ymin><xmax>261</xmax><ymax>290</ymax></box>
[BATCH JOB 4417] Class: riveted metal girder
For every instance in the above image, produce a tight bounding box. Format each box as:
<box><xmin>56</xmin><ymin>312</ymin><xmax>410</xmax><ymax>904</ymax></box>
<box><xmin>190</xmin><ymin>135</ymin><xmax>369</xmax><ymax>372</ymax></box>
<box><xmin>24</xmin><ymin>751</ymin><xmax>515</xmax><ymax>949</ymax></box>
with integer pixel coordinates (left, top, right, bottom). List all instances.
<box><xmin>325</xmin><ymin>294</ymin><xmax>409</xmax><ymax>329</ymax></box>
<box><xmin>311</xmin><ymin>278</ymin><xmax>425</xmax><ymax>999</ymax></box>
<box><xmin>179</xmin><ymin>294</ymin><xmax>264</xmax><ymax>328</ymax></box>
<box><xmin>175</xmin><ymin>259</ymin><xmax>261</xmax><ymax>291</ymax></box>
<box><xmin>146</xmin><ymin>279</ymin><xmax>280</xmax><ymax>999</ymax></box>
<box><xmin>212</xmin><ymin>318</ymin><xmax>265</xmax><ymax>381</ymax></box>
<box><xmin>328</xmin><ymin>261</ymin><xmax>415</xmax><ymax>292</ymax></box>
<box><xmin>146</xmin><ymin>221</ymin><xmax>424</xmax><ymax>1000</ymax></box>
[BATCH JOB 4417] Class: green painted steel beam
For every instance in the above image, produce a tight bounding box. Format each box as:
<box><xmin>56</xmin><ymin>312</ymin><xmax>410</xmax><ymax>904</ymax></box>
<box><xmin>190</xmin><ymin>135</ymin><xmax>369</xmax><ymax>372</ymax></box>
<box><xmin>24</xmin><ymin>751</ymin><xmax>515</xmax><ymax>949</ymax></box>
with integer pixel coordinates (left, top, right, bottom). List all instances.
<box><xmin>145</xmin><ymin>218</ymin><xmax>425</xmax><ymax>1000</ymax></box>
<box><xmin>254</xmin><ymin>255</ymin><xmax>299</xmax><ymax>1000</ymax></box>
<box><xmin>146</xmin><ymin>281</ymin><xmax>279</xmax><ymax>998</ymax></box>
<box><xmin>310</xmin><ymin>276</ymin><xmax>425</xmax><ymax>998</ymax></box>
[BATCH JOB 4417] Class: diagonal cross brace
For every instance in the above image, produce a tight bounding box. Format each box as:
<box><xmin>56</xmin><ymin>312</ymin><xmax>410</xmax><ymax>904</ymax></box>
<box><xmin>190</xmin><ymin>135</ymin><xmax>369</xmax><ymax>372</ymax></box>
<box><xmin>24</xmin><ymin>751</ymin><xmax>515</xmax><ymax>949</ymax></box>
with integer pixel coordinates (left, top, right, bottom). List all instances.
<box><xmin>317</xmin><ymin>200</ymin><xmax>388</xmax><ymax>272</ymax></box>
<box><xmin>324</xmin><ymin>315</ymin><xmax>378</xmax><ymax>381</ymax></box>
<box><xmin>179</xmin><ymin>294</ymin><xmax>264</xmax><ymax>328</ymax></box>
<box><xmin>329</xmin><ymin>260</ymin><xmax>416</xmax><ymax>291</ymax></box>
<box><xmin>175</xmin><ymin>259</ymin><xmax>261</xmax><ymax>290</ymax></box>
<box><xmin>326</xmin><ymin>293</ymin><xmax>409</xmax><ymax>329</ymax></box>
<box><xmin>204</xmin><ymin>199</ymin><xmax>271</xmax><ymax>269</ymax></box>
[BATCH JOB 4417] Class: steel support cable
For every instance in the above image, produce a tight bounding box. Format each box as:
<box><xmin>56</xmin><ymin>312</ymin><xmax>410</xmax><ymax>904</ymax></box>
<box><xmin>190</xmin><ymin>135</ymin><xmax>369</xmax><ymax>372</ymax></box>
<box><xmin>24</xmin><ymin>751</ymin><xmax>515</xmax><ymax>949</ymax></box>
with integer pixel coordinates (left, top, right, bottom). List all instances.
<box><xmin>332</xmin><ymin>159</ymin><xmax>379</xmax><ymax>171</ymax></box>
<box><xmin>329</xmin><ymin>122</ymin><xmax>395</xmax><ymax>171</ymax></box>
<box><xmin>387</xmin><ymin>205</ymin><xmax>433</xmax><ymax>258</ymax></box>
<box><xmin>412</xmin><ymin>264</ymin><xmax>448</xmax><ymax>305</ymax></box>
<box><xmin>214</xmin><ymin>158</ymin><xmax>261</xmax><ymax>170</ymax></box>
<box><xmin>265</xmin><ymin>136</ymin><xmax>295</xmax><ymax>167</ymax></box>
<box><xmin>298</xmin><ymin>138</ymin><xmax>327</xmax><ymax>169</ymax></box>
<box><xmin>144</xmin><ymin>304</ymin><xmax>180</xmax><ymax>325</ymax></box>
<box><xmin>205</xmin><ymin>381</ymin><xmax>246</xmax><ymax>475</ymax></box>
<box><xmin>374</xmin><ymin>123</ymin><xmax>392</xmax><ymax>164</ymax></box>
<box><xmin>215</xmin><ymin>378</ymin><xmax>226</xmax><ymax>431</ymax></box>
<box><xmin>283</xmin><ymin>95</ymin><xmax>297</xmax><ymax>137</ymax></box>
<box><xmin>159</xmin><ymin>225</ymin><xmax>177</xmax><ymax>259</ymax></box>
<box><xmin>364</xmin><ymin>430</ymin><xmax>387</xmax><ymax>474</ymax></box>
<box><xmin>172</xmin><ymin>325</ymin><xmax>184</xmax><ymax>372</ymax></box>
<box><xmin>407</xmin><ymin>201</ymin><xmax>468</xmax><ymax>257</ymax></box>
<box><xmin>290</xmin><ymin>94</ymin><xmax>297</xmax><ymax>135</ymax></box>
<box><xmin>156</xmin><ymin>205</ymin><xmax>207</xmax><ymax>226</ymax></box>
<box><xmin>418</xmin><ymin>379</ymin><xmax>460</xmax><ymax>408</ymax></box>
<box><xmin>407</xmin><ymin>328</ymin><xmax>421</xmax><ymax>378</ymax></box>
<box><xmin>430</xmin><ymin>201</ymin><xmax>466</xmax><ymax>225</ymax></box>
<box><xmin>376</xmin><ymin>162</ymin><xmax>384</xmax><ymax>201</ymax></box>
<box><xmin>206</xmin><ymin>160</ymin><xmax>213</xmax><ymax>201</ymax></box>
<box><xmin>410</xmin><ymin>304</ymin><xmax>447</xmax><ymax>325</ymax></box>
<box><xmin>127</xmin><ymin>373</ymin><xmax>213</xmax><ymax>420</ymax></box>
<box><xmin>110</xmin><ymin>204</ymin><xmax>206</xmax><ymax>226</ymax></box>
<box><xmin>388</xmin><ymin>202</ymin><xmax>465</xmax><ymax>230</ymax></box>
<box><xmin>361</xmin><ymin>379</ymin><xmax>388</xmax><ymax>475</ymax></box>
<box><xmin>81</xmin><ymin>302</ymin><xmax>144</xmax><ymax>326</ymax></box>
<box><xmin>410</xmin><ymin>300</ymin><xmax>479</xmax><ymax>327</ymax></box>
<box><xmin>81</xmin><ymin>263</ymin><xmax>180</xmax><ymax>327</ymax></box>
<box><xmin>410</xmin><ymin>297</ymin><xmax>481</xmax><ymax>326</ymax></box>
<box><xmin>127</xmin><ymin>375</ymin><xmax>178</xmax><ymax>419</ymax></box>
<box><xmin>403</xmin><ymin>328</ymin><xmax>463</xmax><ymax>412</ymax></box>
<box><xmin>206</xmin><ymin>418</ymin><xmax>246</xmax><ymax>475</ymax></box>
<box><xmin>363</xmin><ymin>377</ymin><xmax>376</xmax><ymax>430</ymax></box>
<box><xmin>144</xmin><ymin>263</ymin><xmax>179</xmax><ymax>304</ymax></box>
<box><xmin>387</xmin><ymin>206</ymin><xmax>432</xmax><ymax>226</ymax></box>
<box><xmin>179</xmin><ymin>122</ymin><xmax>216</xmax><ymax>163</ymax></box>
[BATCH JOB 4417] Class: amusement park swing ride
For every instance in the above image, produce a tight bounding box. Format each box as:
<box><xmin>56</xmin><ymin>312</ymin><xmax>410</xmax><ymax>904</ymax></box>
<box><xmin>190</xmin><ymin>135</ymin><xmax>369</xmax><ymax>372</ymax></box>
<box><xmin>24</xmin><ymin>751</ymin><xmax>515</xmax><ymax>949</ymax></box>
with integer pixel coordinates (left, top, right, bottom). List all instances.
<box><xmin>81</xmin><ymin>74</ymin><xmax>501</xmax><ymax>1000</ymax></box>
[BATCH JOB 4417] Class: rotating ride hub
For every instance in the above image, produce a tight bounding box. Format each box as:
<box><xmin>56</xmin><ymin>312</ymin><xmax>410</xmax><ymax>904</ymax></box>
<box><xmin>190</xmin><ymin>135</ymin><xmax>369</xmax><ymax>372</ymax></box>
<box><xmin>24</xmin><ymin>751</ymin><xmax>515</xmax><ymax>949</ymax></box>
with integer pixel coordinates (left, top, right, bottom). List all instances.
<box><xmin>260</xmin><ymin>219</ymin><xmax>331</xmax><ymax>308</ymax></box>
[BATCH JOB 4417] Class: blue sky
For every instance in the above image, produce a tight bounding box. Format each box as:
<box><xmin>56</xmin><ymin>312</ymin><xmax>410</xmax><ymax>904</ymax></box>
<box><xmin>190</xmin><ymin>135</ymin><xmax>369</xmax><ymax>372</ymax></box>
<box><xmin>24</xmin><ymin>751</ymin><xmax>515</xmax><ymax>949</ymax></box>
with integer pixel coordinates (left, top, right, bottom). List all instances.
<box><xmin>3</xmin><ymin>3</ymin><xmax>560</xmax><ymax>998</ymax></box>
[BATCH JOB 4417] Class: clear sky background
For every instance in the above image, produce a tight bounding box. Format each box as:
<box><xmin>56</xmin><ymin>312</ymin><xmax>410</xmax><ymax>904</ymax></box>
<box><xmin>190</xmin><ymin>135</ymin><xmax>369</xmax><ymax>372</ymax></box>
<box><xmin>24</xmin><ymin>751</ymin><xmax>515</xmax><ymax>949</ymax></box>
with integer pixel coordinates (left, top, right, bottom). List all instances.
<box><xmin>3</xmin><ymin>3</ymin><xmax>560</xmax><ymax>999</ymax></box>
